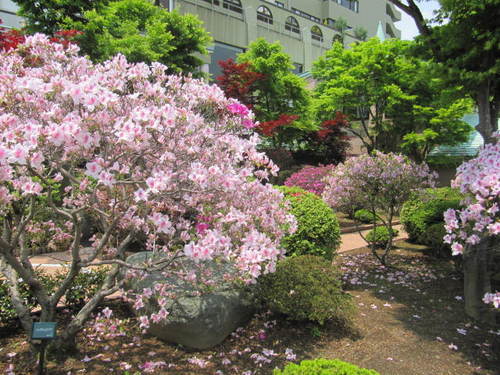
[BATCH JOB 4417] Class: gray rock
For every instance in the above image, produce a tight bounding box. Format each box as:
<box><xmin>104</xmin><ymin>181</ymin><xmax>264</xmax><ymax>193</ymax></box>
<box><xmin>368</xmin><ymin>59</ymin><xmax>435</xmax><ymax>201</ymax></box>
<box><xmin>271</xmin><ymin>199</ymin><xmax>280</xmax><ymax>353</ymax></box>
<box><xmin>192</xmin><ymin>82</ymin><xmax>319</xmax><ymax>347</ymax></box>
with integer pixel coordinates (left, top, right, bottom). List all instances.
<box><xmin>124</xmin><ymin>252</ymin><xmax>255</xmax><ymax>350</ymax></box>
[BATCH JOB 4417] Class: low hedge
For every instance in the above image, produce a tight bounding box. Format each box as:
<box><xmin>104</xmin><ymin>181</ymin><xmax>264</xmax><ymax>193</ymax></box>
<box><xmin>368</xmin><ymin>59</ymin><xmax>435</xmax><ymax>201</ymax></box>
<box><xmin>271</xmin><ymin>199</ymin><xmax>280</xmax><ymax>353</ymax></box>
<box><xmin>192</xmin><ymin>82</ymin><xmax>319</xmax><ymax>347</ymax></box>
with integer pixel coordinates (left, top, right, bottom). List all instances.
<box><xmin>256</xmin><ymin>255</ymin><xmax>355</xmax><ymax>325</ymax></box>
<box><xmin>400</xmin><ymin>187</ymin><xmax>463</xmax><ymax>244</ymax></box>
<box><xmin>273</xmin><ymin>358</ymin><xmax>381</xmax><ymax>375</ymax></box>
<box><xmin>278</xmin><ymin>186</ymin><xmax>341</xmax><ymax>260</ymax></box>
<box><xmin>354</xmin><ymin>209</ymin><xmax>378</xmax><ymax>224</ymax></box>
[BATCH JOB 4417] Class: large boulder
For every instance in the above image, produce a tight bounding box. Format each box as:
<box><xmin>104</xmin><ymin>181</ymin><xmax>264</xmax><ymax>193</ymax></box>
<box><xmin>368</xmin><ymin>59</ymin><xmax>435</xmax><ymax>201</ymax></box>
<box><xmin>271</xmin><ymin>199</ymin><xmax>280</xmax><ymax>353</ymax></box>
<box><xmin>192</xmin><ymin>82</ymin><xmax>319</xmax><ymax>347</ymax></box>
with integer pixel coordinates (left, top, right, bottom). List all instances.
<box><xmin>124</xmin><ymin>252</ymin><xmax>255</xmax><ymax>350</ymax></box>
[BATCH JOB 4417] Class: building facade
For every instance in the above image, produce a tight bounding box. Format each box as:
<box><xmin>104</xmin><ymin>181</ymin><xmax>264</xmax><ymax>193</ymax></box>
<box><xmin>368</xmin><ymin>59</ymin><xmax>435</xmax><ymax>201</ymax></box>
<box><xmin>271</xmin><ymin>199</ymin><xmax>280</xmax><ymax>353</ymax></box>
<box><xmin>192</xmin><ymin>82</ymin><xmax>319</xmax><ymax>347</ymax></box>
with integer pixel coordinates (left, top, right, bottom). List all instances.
<box><xmin>1</xmin><ymin>0</ymin><xmax>401</xmax><ymax>77</ymax></box>
<box><xmin>161</xmin><ymin>0</ymin><xmax>401</xmax><ymax>76</ymax></box>
<box><xmin>0</xmin><ymin>0</ymin><xmax>23</xmax><ymax>29</ymax></box>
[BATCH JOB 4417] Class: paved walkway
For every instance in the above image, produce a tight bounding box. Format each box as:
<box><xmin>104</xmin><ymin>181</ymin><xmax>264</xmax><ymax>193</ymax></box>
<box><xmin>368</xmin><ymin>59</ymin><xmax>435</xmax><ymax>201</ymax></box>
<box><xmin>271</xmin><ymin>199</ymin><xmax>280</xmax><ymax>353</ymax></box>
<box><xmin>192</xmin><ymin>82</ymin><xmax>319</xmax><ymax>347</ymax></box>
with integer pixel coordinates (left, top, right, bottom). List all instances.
<box><xmin>28</xmin><ymin>225</ymin><xmax>408</xmax><ymax>268</ymax></box>
<box><xmin>338</xmin><ymin>224</ymin><xmax>406</xmax><ymax>253</ymax></box>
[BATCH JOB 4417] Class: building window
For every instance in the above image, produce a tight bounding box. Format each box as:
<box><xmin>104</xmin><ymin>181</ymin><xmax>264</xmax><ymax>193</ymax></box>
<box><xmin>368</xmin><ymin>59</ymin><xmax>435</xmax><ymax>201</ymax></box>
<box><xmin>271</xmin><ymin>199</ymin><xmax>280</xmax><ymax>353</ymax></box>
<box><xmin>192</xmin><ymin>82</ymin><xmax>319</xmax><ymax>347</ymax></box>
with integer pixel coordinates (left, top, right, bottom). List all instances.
<box><xmin>285</xmin><ymin>16</ymin><xmax>300</xmax><ymax>34</ymax></box>
<box><xmin>292</xmin><ymin>63</ymin><xmax>304</xmax><ymax>74</ymax></box>
<box><xmin>311</xmin><ymin>26</ymin><xmax>323</xmax><ymax>42</ymax></box>
<box><xmin>257</xmin><ymin>6</ymin><xmax>273</xmax><ymax>25</ymax></box>
<box><xmin>338</xmin><ymin>0</ymin><xmax>358</xmax><ymax>13</ymax></box>
<box><xmin>291</xmin><ymin>7</ymin><xmax>321</xmax><ymax>24</ymax></box>
<box><xmin>200</xmin><ymin>0</ymin><xmax>220</xmax><ymax>5</ymax></box>
<box><xmin>223</xmin><ymin>0</ymin><xmax>242</xmax><ymax>13</ymax></box>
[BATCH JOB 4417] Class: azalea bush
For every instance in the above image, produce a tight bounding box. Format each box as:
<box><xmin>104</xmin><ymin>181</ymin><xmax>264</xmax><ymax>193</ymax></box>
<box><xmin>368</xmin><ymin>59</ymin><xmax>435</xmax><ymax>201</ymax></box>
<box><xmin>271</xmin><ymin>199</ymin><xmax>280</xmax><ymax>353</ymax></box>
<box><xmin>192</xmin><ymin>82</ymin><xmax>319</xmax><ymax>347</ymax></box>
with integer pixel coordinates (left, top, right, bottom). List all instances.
<box><xmin>322</xmin><ymin>152</ymin><xmax>435</xmax><ymax>265</ymax></box>
<box><xmin>284</xmin><ymin>165</ymin><xmax>335</xmax><ymax>196</ymax></box>
<box><xmin>443</xmin><ymin>134</ymin><xmax>500</xmax><ymax>319</ymax></box>
<box><xmin>0</xmin><ymin>35</ymin><xmax>296</xmax><ymax>355</ymax></box>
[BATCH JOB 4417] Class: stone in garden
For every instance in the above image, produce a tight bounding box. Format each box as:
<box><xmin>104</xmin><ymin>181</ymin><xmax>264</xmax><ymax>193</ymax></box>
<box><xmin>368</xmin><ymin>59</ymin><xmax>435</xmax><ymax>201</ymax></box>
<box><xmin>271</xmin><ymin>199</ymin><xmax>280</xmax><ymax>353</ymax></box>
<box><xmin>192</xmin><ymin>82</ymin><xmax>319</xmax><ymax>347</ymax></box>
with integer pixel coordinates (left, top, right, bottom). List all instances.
<box><xmin>124</xmin><ymin>252</ymin><xmax>254</xmax><ymax>350</ymax></box>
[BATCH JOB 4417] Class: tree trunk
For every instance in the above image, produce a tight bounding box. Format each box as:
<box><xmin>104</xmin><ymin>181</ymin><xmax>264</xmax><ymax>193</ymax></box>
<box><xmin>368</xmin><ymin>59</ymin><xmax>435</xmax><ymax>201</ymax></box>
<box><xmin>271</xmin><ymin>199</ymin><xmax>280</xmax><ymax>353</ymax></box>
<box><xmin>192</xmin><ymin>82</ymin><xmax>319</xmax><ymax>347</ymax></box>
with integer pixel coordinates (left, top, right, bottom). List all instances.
<box><xmin>476</xmin><ymin>81</ymin><xmax>498</xmax><ymax>144</ymax></box>
<box><xmin>463</xmin><ymin>237</ymin><xmax>498</xmax><ymax>325</ymax></box>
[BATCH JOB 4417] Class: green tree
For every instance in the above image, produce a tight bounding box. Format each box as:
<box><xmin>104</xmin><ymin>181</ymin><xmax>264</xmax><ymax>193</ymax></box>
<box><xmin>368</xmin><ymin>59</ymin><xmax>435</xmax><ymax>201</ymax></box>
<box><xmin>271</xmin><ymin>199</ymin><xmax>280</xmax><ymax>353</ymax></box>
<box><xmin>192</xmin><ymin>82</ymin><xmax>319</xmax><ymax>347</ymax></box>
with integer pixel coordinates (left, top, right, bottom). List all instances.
<box><xmin>388</xmin><ymin>0</ymin><xmax>500</xmax><ymax>142</ymax></box>
<box><xmin>332</xmin><ymin>17</ymin><xmax>349</xmax><ymax>46</ymax></box>
<box><xmin>312</xmin><ymin>38</ymin><xmax>472</xmax><ymax>160</ymax></box>
<box><xmin>13</xmin><ymin>0</ymin><xmax>109</xmax><ymax>35</ymax></box>
<box><xmin>65</xmin><ymin>0</ymin><xmax>211</xmax><ymax>76</ymax></box>
<box><xmin>353</xmin><ymin>26</ymin><xmax>368</xmax><ymax>42</ymax></box>
<box><xmin>235</xmin><ymin>38</ymin><xmax>315</xmax><ymax>146</ymax></box>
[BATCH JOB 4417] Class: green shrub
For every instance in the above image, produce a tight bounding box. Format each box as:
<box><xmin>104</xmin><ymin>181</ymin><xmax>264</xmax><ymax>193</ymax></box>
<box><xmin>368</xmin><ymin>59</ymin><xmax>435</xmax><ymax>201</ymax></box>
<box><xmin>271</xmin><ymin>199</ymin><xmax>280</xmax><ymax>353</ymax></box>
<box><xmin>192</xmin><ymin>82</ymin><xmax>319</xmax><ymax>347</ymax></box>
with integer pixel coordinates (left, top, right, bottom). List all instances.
<box><xmin>400</xmin><ymin>187</ymin><xmax>463</xmax><ymax>243</ymax></box>
<box><xmin>424</xmin><ymin>223</ymin><xmax>451</xmax><ymax>257</ymax></box>
<box><xmin>0</xmin><ymin>268</ymin><xmax>106</xmax><ymax>323</ymax></box>
<box><xmin>273</xmin><ymin>358</ymin><xmax>381</xmax><ymax>375</ymax></box>
<box><xmin>59</xmin><ymin>268</ymin><xmax>107</xmax><ymax>309</ymax></box>
<box><xmin>353</xmin><ymin>209</ymin><xmax>378</xmax><ymax>224</ymax></box>
<box><xmin>366</xmin><ymin>227</ymin><xmax>399</xmax><ymax>248</ymax></box>
<box><xmin>0</xmin><ymin>279</ymin><xmax>37</xmax><ymax>323</ymax></box>
<box><xmin>278</xmin><ymin>186</ymin><xmax>341</xmax><ymax>260</ymax></box>
<box><xmin>256</xmin><ymin>255</ymin><xmax>354</xmax><ymax>325</ymax></box>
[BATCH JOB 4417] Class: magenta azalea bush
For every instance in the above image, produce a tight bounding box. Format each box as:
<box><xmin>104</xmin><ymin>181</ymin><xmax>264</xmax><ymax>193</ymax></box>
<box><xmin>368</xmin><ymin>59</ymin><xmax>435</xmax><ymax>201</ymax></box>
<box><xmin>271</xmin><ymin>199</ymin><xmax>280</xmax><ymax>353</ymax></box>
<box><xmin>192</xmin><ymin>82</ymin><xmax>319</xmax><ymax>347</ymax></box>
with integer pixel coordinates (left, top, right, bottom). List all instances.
<box><xmin>0</xmin><ymin>35</ymin><xmax>296</xmax><ymax>352</ymax></box>
<box><xmin>284</xmin><ymin>164</ymin><xmax>335</xmax><ymax>196</ymax></box>
<box><xmin>322</xmin><ymin>152</ymin><xmax>435</xmax><ymax>264</ymax></box>
<box><xmin>443</xmin><ymin>134</ymin><xmax>500</xmax><ymax>311</ymax></box>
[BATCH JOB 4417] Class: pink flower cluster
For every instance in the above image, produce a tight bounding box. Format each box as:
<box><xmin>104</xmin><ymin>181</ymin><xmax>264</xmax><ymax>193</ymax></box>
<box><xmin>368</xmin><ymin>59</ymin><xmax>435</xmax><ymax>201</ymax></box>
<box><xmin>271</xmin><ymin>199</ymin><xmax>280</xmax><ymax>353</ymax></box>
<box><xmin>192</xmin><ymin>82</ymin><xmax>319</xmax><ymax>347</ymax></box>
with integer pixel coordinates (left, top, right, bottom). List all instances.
<box><xmin>284</xmin><ymin>165</ymin><xmax>335</xmax><ymax>196</ymax></box>
<box><xmin>0</xmin><ymin>35</ymin><xmax>296</xmax><ymax>326</ymax></box>
<box><xmin>322</xmin><ymin>152</ymin><xmax>435</xmax><ymax>215</ymax></box>
<box><xmin>443</xmin><ymin>136</ymin><xmax>500</xmax><ymax>256</ymax></box>
<box><xmin>483</xmin><ymin>292</ymin><xmax>500</xmax><ymax>308</ymax></box>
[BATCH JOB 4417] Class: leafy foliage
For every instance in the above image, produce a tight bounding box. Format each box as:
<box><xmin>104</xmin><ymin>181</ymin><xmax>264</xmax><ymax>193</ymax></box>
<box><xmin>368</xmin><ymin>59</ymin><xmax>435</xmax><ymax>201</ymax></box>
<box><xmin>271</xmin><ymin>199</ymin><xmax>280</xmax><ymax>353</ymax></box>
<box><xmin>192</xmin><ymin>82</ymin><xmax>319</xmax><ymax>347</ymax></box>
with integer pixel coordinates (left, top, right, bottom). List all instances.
<box><xmin>65</xmin><ymin>0</ymin><xmax>211</xmax><ymax>76</ymax></box>
<box><xmin>257</xmin><ymin>255</ymin><xmax>355</xmax><ymax>325</ymax></box>
<box><xmin>366</xmin><ymin>227</ymin><xmax>399</xmax><ymax>249</ymax></box>
<box><xmin>295</xmin><ymin>111</ymin><xmax>351</xmax><ymax>165</ymax></box>
<box><xmin>400</xmin><ymin>187</ymin><xmax>463</xmax><ymax>243</ymax></box>
<box><xmin>12</xmin><ymin>0</ymin><xmax>109</xmax><ymax>35</ymax></box>
<box><xmin>278</xmin><ymin>186</ymin><xmax>341</xmax><ymax>260</ymax></box>
<box><xmin>353</xmin><ymin>209</ymin><xmax>378</xmax><ymax>224</ymax></box>
<box><xmin>218</xmin><ymin>38</ymin><xmax>315</xmax><ymax>147</ymax></box>
<box><xmin>216</xmin><ymin>59</ymin><xmax>264</xmax><ymax>109</ymax></box>
<box><xmin>273</xmin><ymin>358</ymin><xmax>381</xmax><ymax>375</ymax></box>
<box><xmin>284</xmin><ymin>165</ymin><xmax>335</xmax><ymax>196</ymax></box>
<box><xmin>313</xmin><ymin>38</ymin><xmax>472</xmax><ymax>160</ymax></box>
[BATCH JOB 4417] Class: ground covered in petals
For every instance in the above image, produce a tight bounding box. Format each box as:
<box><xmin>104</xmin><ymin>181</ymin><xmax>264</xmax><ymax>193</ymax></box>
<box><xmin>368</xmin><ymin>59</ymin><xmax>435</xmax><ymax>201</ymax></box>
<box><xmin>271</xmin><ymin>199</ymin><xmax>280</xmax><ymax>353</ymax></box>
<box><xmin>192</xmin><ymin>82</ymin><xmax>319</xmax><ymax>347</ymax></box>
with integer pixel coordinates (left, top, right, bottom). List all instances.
<box><xmin>1</xmin><ymin>241</ymin><xmax>498</xmax><ymax>375</ymax></box>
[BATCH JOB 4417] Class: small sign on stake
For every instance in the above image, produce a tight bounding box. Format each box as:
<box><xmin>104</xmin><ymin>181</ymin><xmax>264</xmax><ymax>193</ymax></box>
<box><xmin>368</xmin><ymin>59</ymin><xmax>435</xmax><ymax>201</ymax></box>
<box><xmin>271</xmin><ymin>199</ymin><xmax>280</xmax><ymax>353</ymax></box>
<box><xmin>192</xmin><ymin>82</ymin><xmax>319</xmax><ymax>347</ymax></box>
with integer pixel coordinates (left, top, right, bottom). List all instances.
<box><xmin>31</xmin><ymin>322</ymin><xmax>57</xmax><ymax>375</ymax></box>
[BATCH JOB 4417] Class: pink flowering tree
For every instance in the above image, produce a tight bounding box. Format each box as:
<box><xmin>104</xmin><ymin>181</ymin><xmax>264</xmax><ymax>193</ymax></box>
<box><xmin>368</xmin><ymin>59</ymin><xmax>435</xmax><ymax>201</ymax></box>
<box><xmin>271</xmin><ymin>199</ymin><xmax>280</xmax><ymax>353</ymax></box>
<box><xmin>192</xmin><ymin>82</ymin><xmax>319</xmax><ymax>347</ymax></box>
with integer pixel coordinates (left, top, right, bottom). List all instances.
<box><xmin>443</xmin><ymin>134</ymin><xmax>499</xmax><ymax>322</ymax></box>
<box><xmin>284</xmin><ymin>165</ymin><xmax>335</xmax><ymax>196</ymax></box>
<box><xmin>322</xmin><ymin>152</ymin><xmax>435</xmax><ymax>265</ymax></box>
<box><xmin>0</xmin><ymin>35</ymin><xmax>296</xmax><ymax>354</ymax></box>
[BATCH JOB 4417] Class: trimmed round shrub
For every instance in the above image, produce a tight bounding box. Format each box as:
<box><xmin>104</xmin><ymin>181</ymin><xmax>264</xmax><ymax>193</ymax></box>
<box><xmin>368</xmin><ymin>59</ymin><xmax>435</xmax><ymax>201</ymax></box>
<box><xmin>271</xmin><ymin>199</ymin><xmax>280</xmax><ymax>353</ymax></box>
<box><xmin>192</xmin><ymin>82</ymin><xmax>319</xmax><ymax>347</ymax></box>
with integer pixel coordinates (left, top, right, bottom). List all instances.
<box><xmin>256</xmin><ymin>255</ymin><xmax>355</xmax><ymax>325</ymax></box>
<box><xmin>273</xmin><ymin>358</ymin><xmax>381</xmax><ymax>375</ymax></box>
<box><xmin>353</xmin><ymin>209</ymin><xmax>378</xmax><ymax>224</ymax></box>
<box><xmin>366</xmin><ymin>227</ymin><xmax>399</xmax><ymax>248</ymax></box>
<box><xmin>400</xmin><ymin>187</ymin><xmax>463</xmax><ymax>243</ymax></box>
<box><xmin>278</xmin><ymin>186</ymin><xmax>341</xmax><ymax>260</ymax></box>
<box><xmin>284</xmin><ymin>165</ymin><xmax>335</xmax><ymax>196</ymax></box>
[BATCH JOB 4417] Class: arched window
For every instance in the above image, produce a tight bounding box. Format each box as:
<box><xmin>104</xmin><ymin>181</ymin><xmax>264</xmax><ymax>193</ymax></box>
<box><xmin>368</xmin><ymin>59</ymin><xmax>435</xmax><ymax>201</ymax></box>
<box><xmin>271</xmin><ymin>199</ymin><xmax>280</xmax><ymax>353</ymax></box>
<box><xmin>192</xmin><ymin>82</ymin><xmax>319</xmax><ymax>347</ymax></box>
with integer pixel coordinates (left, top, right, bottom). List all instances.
<box><xmin>285</xmin><ymin>16</ymin><xmax>300</xmax><ymax>34</ymax></box>
<box><xmin>311</xmin><ymin>26</ymin><xmax>323</xmax><ymax>42</ymax></box>
<box><xmin>223</xmin><ymin>0</ymin><xmax>242</xmax><ymax>13</ymax></box>
<box><xmin>257</xmin><ymin>6</ymin><xmax>273</xmax><ymax>25</ymax></box>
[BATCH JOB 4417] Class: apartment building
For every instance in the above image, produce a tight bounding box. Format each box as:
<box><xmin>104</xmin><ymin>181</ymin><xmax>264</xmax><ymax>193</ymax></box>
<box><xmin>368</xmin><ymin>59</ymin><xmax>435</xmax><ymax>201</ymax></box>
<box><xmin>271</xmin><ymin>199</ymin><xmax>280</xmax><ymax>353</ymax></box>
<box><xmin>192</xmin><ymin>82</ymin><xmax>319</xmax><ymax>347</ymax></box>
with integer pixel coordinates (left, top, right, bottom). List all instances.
<box><xmin>0</xmin><ymin>0</ymin><xmax>22</xmax><ymax>29</ymax></box>
<box><xmin>1</xmin><ymin>0</ymin><xmax>401</xmax><ymax>76</ymax></box>
<box><xmin>160</xmin><ymin>0</ymin><xmax>401</xmax><ymax>76</ymax></box>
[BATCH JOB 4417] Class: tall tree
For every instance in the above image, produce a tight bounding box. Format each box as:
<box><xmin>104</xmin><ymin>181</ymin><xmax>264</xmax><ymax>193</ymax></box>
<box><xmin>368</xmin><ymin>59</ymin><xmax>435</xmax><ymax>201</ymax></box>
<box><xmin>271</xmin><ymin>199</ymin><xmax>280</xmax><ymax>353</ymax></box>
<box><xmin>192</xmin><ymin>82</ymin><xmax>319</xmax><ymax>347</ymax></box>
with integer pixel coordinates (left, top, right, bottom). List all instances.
<box><xmin>13</xmin><ymin>0</ymin><xmax>109</xmax><ymax>35</ymax></box>
<box><xmin>217</xmin><ymin>38</ymin><xmax>315</xmax><ymax>147</ymax></box>
<box><xmin>388</xmin><ymin>0</ymin><xmax>500</xmax><ymax>143</ymax></box>
<box><xmin>65</xmin><ymin>0</ymin><xmax>211</xmax><ymax>76</ymax></box>
<box><xmin>312</xmin><ymin>38</ymin><xmax>472</xmax><ymax>160</ymax></box>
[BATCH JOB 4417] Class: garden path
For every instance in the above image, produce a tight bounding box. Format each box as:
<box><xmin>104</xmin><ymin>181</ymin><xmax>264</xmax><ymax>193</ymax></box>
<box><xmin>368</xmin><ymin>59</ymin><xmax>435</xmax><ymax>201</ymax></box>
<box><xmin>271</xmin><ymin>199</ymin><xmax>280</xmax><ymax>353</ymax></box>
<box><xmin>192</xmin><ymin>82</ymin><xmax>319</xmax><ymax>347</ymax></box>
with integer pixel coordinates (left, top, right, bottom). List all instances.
<box><xmin>28</xmin><ymin>225</ymin><xmax>408</xmax><ymax>270</ymax></box>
